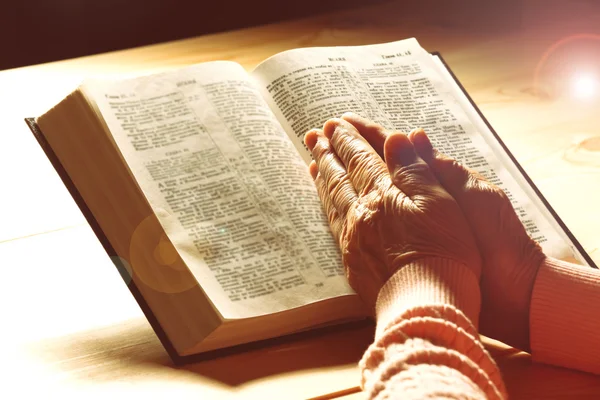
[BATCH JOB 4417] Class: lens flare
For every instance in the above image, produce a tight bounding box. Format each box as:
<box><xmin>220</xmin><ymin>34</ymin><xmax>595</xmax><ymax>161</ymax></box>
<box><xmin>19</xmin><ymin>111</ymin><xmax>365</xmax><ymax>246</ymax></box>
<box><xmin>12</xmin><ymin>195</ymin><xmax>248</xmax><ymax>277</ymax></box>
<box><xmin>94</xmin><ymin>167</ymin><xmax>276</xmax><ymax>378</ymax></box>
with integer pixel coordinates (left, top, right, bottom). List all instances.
<box><xmin>571</xmin><ymin>72</ymin><xmax>597</xmax><ymax>100</ymax></box>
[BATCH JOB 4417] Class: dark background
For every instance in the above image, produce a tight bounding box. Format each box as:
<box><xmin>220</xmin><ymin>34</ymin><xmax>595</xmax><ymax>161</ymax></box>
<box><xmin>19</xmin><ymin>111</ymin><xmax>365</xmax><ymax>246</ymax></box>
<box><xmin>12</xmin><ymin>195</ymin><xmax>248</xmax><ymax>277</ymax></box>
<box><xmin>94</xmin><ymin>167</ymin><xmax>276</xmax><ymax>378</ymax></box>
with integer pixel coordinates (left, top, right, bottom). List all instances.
<box><xmin>0</xmin><ymin>0</ymin><xmax>379</xmax><ymax>71</ymax></box>
<box><xmin>1</xmin><ymin>0</ymin><xmax>537</xmax><ymax>71</ymax></box>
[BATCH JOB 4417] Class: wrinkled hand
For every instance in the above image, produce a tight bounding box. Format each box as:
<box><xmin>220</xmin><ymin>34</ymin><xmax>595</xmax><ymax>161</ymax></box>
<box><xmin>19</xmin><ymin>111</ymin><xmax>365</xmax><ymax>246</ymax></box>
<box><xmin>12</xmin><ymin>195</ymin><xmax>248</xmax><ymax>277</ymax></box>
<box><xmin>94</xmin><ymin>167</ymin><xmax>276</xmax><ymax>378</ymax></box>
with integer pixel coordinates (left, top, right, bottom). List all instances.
<box><xmin>304</xmin><ymin>118</ymin><xmax>481</xmax><ymax>309</ymax></box>
<box><xmin>343</xmin><ymin>113</ymin><xmax>545</xmax><ymax>350</ymax></box>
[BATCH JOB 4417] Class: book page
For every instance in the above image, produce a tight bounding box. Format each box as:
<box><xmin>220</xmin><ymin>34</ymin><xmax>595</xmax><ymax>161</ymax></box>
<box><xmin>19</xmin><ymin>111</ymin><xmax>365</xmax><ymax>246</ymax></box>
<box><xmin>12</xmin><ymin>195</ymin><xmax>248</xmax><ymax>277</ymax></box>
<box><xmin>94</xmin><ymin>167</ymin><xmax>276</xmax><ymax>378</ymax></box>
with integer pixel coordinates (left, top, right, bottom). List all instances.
<box><xmin>252</xmin><ymin>39</ymin><xmax>581</xmax><ymax>263</ymax></box>
<box><xmin>84</xmin><ymin>61</ymin><xmax>354</xmax><ymax>320</ymax></box>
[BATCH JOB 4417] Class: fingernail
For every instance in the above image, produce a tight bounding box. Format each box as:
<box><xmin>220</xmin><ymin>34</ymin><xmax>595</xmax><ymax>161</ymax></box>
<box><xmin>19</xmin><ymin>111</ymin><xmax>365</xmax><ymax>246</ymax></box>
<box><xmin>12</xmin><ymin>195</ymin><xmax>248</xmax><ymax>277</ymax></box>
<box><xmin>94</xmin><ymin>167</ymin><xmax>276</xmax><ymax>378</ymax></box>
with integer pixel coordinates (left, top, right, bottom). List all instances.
<box><xmin>323</xmin><ymin>119</ymin><xmax>341</xmax><ymax>139</ymax></box>
<box><xmin>304</xmin><ymin>129</ymin><xmax>319</xmax><ymax>151</ymax></box>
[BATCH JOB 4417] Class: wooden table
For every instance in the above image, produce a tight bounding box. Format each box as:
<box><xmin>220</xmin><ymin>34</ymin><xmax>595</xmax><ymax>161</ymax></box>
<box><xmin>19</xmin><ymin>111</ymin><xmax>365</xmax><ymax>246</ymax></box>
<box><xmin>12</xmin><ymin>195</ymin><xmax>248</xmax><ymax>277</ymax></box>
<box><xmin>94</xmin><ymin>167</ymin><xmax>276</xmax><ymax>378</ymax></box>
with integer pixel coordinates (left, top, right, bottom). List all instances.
<box><xmin>2</xmin><ymin>1</ymin><xmax>600</xmax><ymax>398</ymax></box>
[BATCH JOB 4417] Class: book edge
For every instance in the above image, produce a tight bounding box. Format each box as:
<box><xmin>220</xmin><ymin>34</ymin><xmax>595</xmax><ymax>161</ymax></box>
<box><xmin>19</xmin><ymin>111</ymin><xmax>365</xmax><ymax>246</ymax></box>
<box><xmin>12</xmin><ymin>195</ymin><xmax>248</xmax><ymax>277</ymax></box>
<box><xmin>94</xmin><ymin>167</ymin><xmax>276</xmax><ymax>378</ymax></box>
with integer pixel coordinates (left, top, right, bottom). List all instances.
<box><xmin>25</xmin><ymin>117</ymin><xmax>186</xmax><ymax>364</ymax></box>
<box><xmin>24</xmin><ymin>118</ymin><xmax>373</xmax><ymax>364</ymax></box>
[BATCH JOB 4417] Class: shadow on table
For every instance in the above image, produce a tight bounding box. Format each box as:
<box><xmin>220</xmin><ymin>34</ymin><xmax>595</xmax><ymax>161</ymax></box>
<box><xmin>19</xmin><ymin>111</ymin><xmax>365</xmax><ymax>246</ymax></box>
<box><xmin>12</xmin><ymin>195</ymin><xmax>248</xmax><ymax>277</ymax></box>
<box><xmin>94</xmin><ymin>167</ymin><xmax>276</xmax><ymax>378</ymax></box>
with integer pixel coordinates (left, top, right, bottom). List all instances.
<box><xmin>483</xmin><ymin>336</ymin><xmax>600</xmax><ymax>399</ymax></box>
<box><xmin>25</xmin><ymin>319</ymin><xmax>600</xmax><ymax>398</ymax></box>
<box><xmin>26</xmin><ymin>317</ymin><xmax>374</xmax><ymax>387</ymax></box>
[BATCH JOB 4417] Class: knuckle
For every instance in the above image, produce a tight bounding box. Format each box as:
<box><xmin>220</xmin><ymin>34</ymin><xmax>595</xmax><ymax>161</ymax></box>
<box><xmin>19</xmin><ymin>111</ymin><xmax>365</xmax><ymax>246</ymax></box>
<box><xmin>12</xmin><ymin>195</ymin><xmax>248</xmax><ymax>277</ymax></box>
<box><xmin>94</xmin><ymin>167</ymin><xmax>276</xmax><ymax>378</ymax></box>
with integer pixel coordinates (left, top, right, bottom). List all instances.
<box><xmin>492</xmin><ymin>186</ymin><xmax>511</xmax><ymax>203</ymax></box>
<box><xmin>454</xmin><ymin>161</ymin><xmax>472</xmax><ymax>178</ymax></box>
<box><xmin>336</xmin><ymin>134</ymin><xmax>358</xmax><ymax>158</ymax></box>
<box><xmin>315</xmin><ymin>176</ymin><xmax>327</xmax><ymax>198</ymax></box>
<box><xmin>358</xmin><ymin>176</ymin><xmax>380</xmax><ymax>197</ymax></box>
<box><xmin>322</xmin><ymin>152</ymin><xmax>338</xmax><ymax>168</ymax></box>
<box><xmin>346</xmin><ymin>148</ymin><xmax>369</xmax><ymax>170</ymax></box>
<box><xmin>326</xmin><ymin>175</ymin><xmax>341</xmax><ymax>198</ymax></box>
<box><xmin>312</xmin><ymin>139</ymin><xmax>330</xmax><ymax>160</ymax></box>
<box><xmin>471</xmin><ymin>178</ymin><xmax>510</xmax><ymax>204</ymax></box>
<box><xmin>354</xmin><ymin>192</ymin><xmax>382</xmax><ymax>224</ymax></box>
<box><xmin>327</xmin><ymin>172</ymin><xmax>349</xmax><ymax>196</ymax></box>
<box><xmin>350</xmin><ymin>153</ymin><xmax>381</xmax><ymax>182</ymax></box>
<box><xmin>435</xmin><ymin>151</ymin><xmax>456</xmax><ymax>165</ymax></box>
<box><xmin>392</xmin><ymin>161</ymin><xmax>433</xmax><ymax>188</ymax></box>
<box><xmin>326</xmin><ymin>207</ymin><xmax>338</xmax><ymax>224</ymax></box>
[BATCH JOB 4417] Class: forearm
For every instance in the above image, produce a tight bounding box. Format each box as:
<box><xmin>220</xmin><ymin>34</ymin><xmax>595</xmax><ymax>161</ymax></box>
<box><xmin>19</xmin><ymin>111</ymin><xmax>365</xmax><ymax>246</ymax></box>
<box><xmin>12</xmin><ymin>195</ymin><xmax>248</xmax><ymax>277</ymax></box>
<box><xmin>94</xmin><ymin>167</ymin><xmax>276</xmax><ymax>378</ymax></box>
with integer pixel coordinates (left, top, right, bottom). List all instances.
<box><xmin>361</xmin><ymin>258</ymin><xmax>507</xmax><ymax>400</ymax></box>
<box><xmin>530</xmin><ymin>257</ymin><xmax>600</xmax><ymax>374</ymax></box>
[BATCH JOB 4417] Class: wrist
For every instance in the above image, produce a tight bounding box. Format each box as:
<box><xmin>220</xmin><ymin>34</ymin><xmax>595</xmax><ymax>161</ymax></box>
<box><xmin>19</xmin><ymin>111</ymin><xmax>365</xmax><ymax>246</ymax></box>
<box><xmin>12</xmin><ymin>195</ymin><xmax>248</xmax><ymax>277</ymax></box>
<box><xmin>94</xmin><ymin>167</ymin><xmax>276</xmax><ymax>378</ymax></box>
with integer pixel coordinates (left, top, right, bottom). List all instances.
<box><xmin>529</xmin><ymin>256</ymin><xmax>600</xmax><ymax>374</ymax></box>
<box><xmin>375</xmin><ymin>257</ymin><xmax>481</xmax><ymax>338</ymax></box>
<box><xmin>479</xmin><ymin>253</ymin><xmax>546</xmax><ymax>352</ymax></box>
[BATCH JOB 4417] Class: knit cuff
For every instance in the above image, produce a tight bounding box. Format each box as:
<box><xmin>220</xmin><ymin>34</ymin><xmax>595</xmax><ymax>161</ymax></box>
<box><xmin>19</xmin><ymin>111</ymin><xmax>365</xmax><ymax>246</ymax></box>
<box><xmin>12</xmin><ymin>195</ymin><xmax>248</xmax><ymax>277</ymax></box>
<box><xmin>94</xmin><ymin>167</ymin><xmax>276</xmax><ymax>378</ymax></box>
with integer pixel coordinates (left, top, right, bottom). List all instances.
<box><xmin>530</xmin><ymin>257</ymin><xmax>600</xmax><ymax>375</ymax></box>
<box><xmin>375</xmin><ymin>257</ymin><xmax>481</xmax><ymax>338</ymax></box>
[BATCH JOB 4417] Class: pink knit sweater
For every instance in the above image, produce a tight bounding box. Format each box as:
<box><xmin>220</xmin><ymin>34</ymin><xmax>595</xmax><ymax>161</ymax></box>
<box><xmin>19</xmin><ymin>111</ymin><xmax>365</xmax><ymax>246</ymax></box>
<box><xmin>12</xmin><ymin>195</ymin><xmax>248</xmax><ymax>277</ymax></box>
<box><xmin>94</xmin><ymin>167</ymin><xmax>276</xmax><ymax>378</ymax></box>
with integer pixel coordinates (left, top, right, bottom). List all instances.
<box><xmin>360</xmin><ymin>257</ymin><xmax>600</xmax><ymax>399</ymax></box>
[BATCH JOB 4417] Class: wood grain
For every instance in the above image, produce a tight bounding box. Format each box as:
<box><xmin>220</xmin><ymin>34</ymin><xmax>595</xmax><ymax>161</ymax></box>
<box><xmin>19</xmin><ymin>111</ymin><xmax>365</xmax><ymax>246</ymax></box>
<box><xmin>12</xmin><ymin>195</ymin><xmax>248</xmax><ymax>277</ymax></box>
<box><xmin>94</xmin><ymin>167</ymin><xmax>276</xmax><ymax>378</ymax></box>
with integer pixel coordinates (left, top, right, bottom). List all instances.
<box><xmin>1</xmin><ymin>0</ymin><xmax>600</xmax><ymax>398</ymax></box>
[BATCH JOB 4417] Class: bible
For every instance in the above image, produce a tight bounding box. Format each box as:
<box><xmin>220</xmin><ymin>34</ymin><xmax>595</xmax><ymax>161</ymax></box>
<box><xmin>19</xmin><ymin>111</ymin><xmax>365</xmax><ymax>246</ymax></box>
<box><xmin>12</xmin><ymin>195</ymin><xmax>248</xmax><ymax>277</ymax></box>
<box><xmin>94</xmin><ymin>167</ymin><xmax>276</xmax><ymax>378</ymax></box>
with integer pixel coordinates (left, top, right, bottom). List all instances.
<box><xmin>27</xmin><ymin>38</ymin><xmax>596</xmax><ymax>363</ymax></box>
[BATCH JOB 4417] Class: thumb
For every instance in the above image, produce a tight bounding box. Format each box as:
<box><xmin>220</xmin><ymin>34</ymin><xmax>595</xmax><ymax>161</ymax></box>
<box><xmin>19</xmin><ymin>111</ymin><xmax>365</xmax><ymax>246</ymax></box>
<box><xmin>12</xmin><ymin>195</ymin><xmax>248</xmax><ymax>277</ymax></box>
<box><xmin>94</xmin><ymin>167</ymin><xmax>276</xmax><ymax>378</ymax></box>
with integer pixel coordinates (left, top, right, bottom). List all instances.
<box><xmin>409</xmin><ymin>129</ymin><xmax>477</xmax><ymax>195</ymax></box>
<box><xmin>384</xmin><ymin>132</ymin><xmax>443</xmax><ymax>198</ymax></box>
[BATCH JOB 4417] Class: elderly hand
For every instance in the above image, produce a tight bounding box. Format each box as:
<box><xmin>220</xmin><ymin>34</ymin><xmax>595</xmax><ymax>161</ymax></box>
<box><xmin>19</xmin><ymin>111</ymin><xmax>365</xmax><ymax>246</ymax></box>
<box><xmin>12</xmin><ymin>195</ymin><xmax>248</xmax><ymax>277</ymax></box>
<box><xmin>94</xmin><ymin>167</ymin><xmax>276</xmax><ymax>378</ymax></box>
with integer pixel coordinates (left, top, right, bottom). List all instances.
<box><xmin>304</xmin><ymin>118</ymin><xmax>481</xmax><ymax>310</ymax></box>
<box><xmin>342</xmin><ymin>112</ymin><xmax>546</xmax><ymax>351</ymax></box>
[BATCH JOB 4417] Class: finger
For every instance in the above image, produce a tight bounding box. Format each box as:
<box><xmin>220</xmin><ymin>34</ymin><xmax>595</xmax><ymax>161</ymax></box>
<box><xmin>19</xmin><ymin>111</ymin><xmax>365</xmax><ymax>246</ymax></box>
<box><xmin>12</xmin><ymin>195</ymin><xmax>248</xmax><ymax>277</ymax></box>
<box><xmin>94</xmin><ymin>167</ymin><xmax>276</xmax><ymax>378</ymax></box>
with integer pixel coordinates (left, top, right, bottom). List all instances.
<box><xmin>323</xmin><ymin>118</ymin><xmax>388</xmax><ymax>194</ymax></box>
<box><xmin>315</xmin><ymin>173</ymin><xmax>343</xmax><ymax>241</ymax></box>
<box><xmin>311</xmin><ymin>132</ymin><xmax>358</xmax><ymax>216</ymax></box>
<box><xmin>409</xmin><ymin>129</ymin><xmax>490</xmax><ymax>192</ymax></box>
<box><xmin>309</xmin><ymin>160</ymin><xmax>318</xmax><ymax>180</ymax></box>
<box><xmin>384</xmin><ymin>131</ymin><xmax>445</xmax><ymax>199</ymax></box>
<box><xmin>408</xmin><ymin>129</ymin><xmax>434</xmax><ymax>162</ymax></box>
<box><xmin>341</xmin><ymin>112</ymin><xmax>388</xmax><ymax>159</ymax></box>
<box><xmin>304</xmin><ymin>129</ymin><xmax>320</xmax><ymax>151</ymax></box>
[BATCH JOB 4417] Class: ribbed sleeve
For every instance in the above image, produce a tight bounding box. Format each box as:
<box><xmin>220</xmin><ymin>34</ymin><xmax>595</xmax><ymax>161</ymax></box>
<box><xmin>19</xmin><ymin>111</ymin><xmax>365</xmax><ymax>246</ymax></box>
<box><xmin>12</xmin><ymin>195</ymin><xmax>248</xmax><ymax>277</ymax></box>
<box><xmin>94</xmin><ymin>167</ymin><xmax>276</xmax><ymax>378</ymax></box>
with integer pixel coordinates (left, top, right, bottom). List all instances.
<box><xmin>360</xmin><ymin>258</ymin><xmax>507</xmax><ymax>400</ymax></box>
<box><xmin>530</xmin><ymin>257</ymin><xmax>600</xmax><ymax>374</ymax></box>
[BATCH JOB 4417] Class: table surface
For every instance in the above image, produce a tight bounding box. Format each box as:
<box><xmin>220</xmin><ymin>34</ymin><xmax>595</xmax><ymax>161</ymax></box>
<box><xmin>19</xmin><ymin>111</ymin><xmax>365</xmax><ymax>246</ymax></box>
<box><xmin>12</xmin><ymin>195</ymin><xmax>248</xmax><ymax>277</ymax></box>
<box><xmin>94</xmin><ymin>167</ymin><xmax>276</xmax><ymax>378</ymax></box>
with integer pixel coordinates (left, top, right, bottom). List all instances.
<box><xmin>2</xmin><ymin>1</ymin><xmax>600</xmax><ymax>398</ymax></box>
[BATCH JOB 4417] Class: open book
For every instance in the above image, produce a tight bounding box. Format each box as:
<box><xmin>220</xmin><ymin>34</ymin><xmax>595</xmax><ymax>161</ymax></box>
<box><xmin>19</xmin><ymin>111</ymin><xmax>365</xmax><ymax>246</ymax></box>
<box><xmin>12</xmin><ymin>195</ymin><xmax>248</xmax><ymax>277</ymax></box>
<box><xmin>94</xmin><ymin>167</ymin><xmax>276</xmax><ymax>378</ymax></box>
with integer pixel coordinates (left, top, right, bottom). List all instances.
<box><xmin>28</xmin><ymin>38</ymin><xmax>596</xmax><ymax>363</ymax></box>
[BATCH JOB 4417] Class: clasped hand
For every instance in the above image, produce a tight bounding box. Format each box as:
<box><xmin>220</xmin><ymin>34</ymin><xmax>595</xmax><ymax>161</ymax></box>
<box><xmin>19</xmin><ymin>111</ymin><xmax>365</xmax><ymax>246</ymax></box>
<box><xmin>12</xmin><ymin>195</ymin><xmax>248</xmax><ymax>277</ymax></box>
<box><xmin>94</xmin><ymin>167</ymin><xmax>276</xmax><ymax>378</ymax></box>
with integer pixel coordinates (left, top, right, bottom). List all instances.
<box><xmin>305</xmin><ymin>113</ymin><xmax>545</xmax><ymax>351</ymax></box>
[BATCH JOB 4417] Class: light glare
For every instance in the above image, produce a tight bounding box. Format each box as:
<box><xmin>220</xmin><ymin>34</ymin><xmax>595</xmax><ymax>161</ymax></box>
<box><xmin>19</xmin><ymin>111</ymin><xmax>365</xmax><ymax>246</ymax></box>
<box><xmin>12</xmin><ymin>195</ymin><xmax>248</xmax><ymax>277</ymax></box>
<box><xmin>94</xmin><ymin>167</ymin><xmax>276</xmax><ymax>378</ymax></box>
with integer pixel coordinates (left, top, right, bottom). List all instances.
<box><xmin>572</xmin><ymin>72</ymin><xmax>597</xmax><ymax>100</ymax></box>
